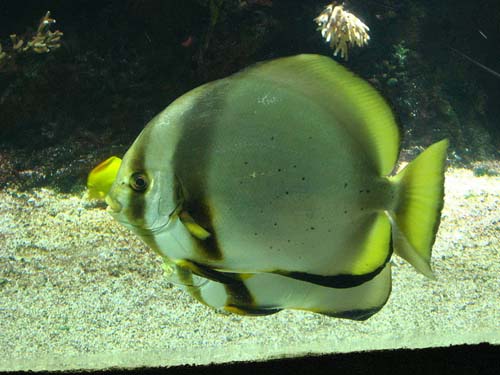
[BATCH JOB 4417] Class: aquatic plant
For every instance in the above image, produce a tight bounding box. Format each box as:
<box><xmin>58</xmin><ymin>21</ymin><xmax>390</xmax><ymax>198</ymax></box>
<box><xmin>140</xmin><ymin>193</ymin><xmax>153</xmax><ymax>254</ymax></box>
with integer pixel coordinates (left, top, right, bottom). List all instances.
<box><xmin>314</xmin><ymin>2</ymin><xmax>370</xmax><ymax>60</ymax></box>
<box><xmin>0</xmin><ymin>11</ymin><xmax>63</xmax><ymax>72</ymax></box>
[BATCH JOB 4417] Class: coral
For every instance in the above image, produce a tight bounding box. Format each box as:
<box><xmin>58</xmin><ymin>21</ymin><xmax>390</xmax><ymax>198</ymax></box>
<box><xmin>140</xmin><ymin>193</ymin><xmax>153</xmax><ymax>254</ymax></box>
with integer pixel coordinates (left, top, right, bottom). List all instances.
<box><xmin>0</xmin><ymin>11</ymin><xmax>63</xmax><ymax>72</ymax></box>
<box><xmin>314</xmin><ymin>2</ymin><xmax>370</xmax><ymax>60</ymax></box>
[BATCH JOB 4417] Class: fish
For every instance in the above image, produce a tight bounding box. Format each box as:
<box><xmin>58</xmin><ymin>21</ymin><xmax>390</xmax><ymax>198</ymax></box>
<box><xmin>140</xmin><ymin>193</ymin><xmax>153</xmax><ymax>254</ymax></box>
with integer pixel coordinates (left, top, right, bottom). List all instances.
<box><xmin>87</xmin><ymin>156</ymin><xmax>122</xmax><ymax>199</ymax></box>
<box><xmin>104</xmin><ymin>54</ymin><xmax>448</xmax><ymax>318</ymax></box>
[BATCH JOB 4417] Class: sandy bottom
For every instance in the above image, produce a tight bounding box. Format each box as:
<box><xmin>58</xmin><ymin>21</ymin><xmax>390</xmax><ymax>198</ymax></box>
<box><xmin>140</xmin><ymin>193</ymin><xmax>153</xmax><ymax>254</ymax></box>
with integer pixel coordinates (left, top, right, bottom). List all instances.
<box><xmin>0</xmin><ymin>167</ymin><xmax>499</xmax><ymax>371</ymax></box>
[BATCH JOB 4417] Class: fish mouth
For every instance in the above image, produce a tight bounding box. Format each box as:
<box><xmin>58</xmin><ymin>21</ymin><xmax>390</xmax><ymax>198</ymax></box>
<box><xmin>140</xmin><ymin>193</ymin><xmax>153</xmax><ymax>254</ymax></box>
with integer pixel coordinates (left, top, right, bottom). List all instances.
<box><xmin>105</xmin><ymin>195</ymin><xmax>122</xmax><ymax>213</ymax></box>
<box><xmin>105</xmin><ymin>200</ymin><xmax>180</xmax><ymax>236</ymax></box>
<box><xmin>104</xmin><ymin>195</ymin><xmax>181</xmax><ymax>236</ymax></box>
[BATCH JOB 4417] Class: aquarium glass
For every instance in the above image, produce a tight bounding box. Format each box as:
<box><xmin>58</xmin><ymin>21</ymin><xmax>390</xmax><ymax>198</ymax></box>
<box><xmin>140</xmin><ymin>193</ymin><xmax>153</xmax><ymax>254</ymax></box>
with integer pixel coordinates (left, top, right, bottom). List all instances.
<box><xmin>0</xmin><ymin>0</ymin><xmax>498</xmax><ymax>371</ymax></box>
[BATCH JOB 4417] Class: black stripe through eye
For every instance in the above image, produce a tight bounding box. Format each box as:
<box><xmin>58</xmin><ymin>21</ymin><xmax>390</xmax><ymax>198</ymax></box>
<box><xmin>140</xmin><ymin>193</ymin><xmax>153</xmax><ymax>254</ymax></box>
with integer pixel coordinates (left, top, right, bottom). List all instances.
<box><xmin>130</xmin><ymin>173</ymin><xmax>148</xmax><ymax>192</ymax></box>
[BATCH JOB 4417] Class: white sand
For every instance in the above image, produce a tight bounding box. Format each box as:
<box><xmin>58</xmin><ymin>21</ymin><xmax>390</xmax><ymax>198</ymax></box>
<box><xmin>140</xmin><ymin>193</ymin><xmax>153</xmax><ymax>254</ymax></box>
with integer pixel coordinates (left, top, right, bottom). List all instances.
<box><xmin>0</xmin><ymin>167</ymin><xmax>499</xmax><ymax>371</ymax></box>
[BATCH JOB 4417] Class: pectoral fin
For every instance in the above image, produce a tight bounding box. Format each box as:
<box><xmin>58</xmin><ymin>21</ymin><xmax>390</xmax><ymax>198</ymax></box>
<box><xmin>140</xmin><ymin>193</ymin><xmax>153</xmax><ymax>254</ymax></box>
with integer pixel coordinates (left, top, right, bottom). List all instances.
<box><xmin>179</xmin><ymin>211</ymin><xmax>211</xmax><ymax>240</ymax></box>
<box><xmin>178</xmin><ymin>206</ymin><xmax>224</xmax><ymax>261</ymax></box>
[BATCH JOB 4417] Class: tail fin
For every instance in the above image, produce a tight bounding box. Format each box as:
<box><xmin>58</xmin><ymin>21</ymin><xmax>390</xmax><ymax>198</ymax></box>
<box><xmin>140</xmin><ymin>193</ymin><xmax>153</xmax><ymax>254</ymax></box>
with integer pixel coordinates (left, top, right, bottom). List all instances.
<box><xmin>388</xmin><ymin>139</ymin><xmax>449</xmax><ymax>278</ymax></box>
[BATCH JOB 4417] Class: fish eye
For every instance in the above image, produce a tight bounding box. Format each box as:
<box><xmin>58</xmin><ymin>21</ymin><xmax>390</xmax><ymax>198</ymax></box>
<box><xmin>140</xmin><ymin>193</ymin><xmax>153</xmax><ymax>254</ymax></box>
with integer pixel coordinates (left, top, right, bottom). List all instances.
<box><xmin>130</xmin><ymin>173</ymin><xmax>149</xmax><ymax>192</ymax></box>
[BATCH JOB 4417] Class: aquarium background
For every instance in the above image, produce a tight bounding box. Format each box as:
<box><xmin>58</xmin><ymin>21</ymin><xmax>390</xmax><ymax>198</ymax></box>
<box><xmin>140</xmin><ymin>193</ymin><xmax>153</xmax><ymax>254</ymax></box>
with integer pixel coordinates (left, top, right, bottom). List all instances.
<box><xmin>0</xmin><ymin>0</ymin><xmax>499</xmax><ymax>371</ymax></box>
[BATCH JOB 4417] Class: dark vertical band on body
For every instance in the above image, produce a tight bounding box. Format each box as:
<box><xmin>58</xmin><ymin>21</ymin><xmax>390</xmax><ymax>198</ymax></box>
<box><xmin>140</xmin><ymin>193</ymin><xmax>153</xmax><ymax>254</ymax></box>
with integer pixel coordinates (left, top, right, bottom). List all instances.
<box><xmin>171</xmin><ymin>81</ymin><xmax>231</xmax><ymax>261</ymax></box>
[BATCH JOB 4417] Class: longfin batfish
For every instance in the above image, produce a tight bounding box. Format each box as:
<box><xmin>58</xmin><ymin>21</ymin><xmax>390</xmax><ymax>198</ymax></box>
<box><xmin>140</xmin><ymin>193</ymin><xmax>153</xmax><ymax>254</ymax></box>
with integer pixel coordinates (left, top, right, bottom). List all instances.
<box><xmin>104</xmin><ymin>54</ymin><xmax>447</xmax><ymax>318</ymax></box>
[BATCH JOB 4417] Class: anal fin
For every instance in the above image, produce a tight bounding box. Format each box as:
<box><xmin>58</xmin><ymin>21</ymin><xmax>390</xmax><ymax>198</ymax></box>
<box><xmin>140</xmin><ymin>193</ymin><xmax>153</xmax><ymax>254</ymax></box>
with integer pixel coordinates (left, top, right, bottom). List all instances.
<box><xmin>192</xmin><ymin>264</ymin><xmax>392</xmax><ymax>320</ymax></box>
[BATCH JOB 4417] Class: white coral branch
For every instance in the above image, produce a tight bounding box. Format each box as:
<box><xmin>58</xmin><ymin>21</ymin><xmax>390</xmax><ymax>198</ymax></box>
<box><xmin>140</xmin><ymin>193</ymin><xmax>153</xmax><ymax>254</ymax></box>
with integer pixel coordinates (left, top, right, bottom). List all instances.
<box><xmin>314</xmin><ymin>2</ymin><xmax>370</xmax><ymax>60</ymax></box>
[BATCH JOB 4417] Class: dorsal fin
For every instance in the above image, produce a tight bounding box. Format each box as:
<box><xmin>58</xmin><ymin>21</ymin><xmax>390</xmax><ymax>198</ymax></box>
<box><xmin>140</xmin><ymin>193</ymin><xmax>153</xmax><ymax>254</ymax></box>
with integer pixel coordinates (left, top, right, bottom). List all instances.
<box><xmin>238</xmin><ymin>54</ymin><xmax>400</xmax><ymax>175</ymax></box>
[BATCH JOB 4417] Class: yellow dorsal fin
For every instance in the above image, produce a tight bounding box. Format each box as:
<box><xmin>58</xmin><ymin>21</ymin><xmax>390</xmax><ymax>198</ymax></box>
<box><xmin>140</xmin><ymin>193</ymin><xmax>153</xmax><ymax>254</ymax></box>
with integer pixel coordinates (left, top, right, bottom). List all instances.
<box><xmin>240</xmin><ymin>54</ymin><xmax>400</xmax><ymax>175</ymax></box>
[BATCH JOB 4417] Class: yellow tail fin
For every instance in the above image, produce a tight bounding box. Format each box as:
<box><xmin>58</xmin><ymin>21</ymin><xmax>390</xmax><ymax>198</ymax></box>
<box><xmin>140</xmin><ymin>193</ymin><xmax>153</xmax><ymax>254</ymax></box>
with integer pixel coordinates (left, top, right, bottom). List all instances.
<box><xmin>388</xmin><ymin>139</ymin><xmax>449</xmax><ymax>278</ymax></box>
